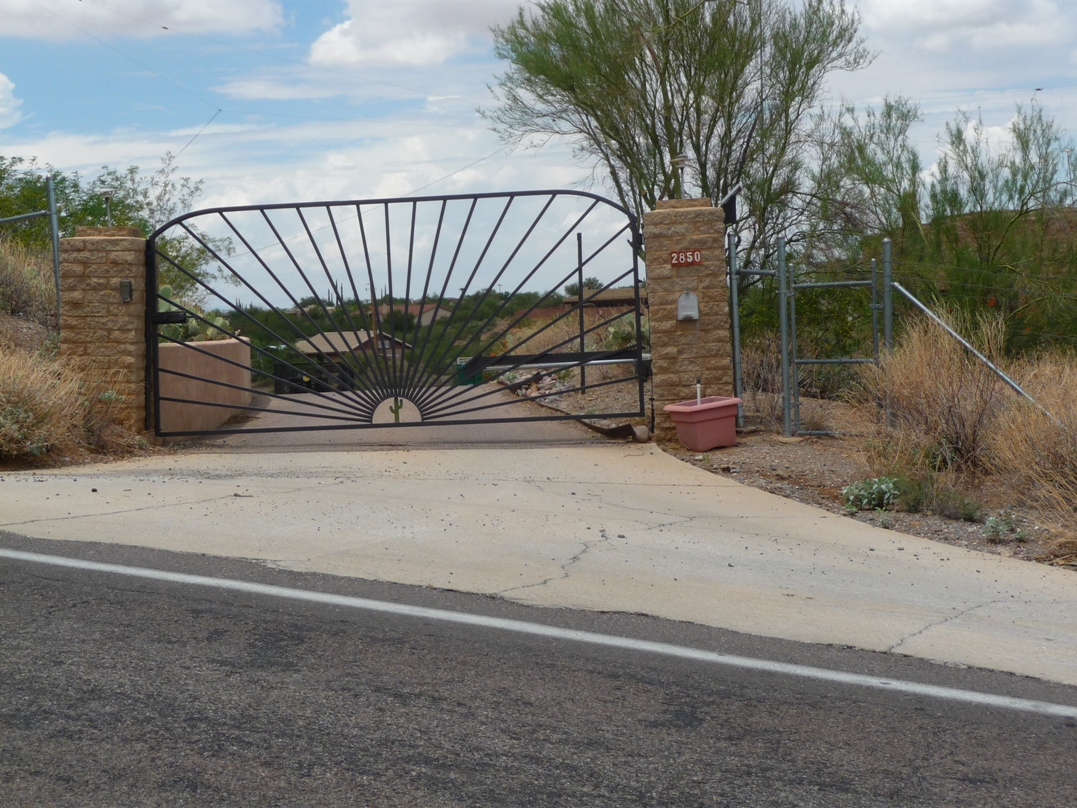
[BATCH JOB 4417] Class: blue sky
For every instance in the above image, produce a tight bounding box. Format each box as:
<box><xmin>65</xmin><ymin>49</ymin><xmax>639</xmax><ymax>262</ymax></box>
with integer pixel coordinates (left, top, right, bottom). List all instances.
<box><xmin>2</xmin><ymin>0</ymin><xmax>1077</xmax><ymax>214</ymax></box>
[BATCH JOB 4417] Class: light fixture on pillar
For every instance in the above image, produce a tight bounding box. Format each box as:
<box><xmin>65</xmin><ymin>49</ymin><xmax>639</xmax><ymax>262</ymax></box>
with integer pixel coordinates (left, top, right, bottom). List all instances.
<box><xmin>671</xmin><ymin>154</ymin><xmax>690</xmax><ymax>198</ymax></box>
<box><xmin>99</xmin><ymin>188</ymin><xmax>116</xmax><ymax>227</ymax></box>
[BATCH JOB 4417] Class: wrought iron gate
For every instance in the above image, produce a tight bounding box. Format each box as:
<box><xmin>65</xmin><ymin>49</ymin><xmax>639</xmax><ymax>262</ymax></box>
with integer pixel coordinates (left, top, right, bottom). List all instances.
<box><xmin>146</xmin><ymin>190</ymin><xmax>647</xmax><ymax>437</ymax></box>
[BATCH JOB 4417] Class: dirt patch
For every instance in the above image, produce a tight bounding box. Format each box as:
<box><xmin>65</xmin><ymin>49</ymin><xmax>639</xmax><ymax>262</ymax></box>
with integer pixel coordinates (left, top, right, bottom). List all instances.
<box><xmin>0</xmin><ymin>312</ymin><xmax>53</xmax><ymax>354</ymax></box>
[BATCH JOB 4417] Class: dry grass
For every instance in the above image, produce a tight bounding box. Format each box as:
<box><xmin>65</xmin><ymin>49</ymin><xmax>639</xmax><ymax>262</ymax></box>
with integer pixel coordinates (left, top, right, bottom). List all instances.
<box><xmin>857</xmin><ymin>313</ymin><xmax>1008</xmax><ymax>473</ymax></box>
<box><xmin>739</xmin><ymin>335</ymin><xmax>785</xmax><ymax>429</ymax></box>
<box><xmin>988</xmin><ymin>351</ymin><xmax>1077</xmax><ymax>548</ymax></box>
<box><xmin>851</xmin><ymin>311</ymin><xmax>1077</xmax><ymax>545</ymax></box>
<box><xmin>0</xmin><ymin>237</ymin><xmax>56</xmax><ymax>329</ymax></box>
<box><xmin>0</xmin><ymin>347</ymin><xmax>133</xmax><ymax>464</ymax></box>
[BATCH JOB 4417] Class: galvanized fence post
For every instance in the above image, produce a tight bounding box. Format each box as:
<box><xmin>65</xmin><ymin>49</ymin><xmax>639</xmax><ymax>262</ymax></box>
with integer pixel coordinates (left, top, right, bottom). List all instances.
<box><xmin>777</xmin><ymin>237</ymin><xmax>792</xmax><ymax>437</ymax></box>
<box><xmin>883</xmin><ymin>237</ymin><xmax>893</xmax><ymax>351</ymax></box>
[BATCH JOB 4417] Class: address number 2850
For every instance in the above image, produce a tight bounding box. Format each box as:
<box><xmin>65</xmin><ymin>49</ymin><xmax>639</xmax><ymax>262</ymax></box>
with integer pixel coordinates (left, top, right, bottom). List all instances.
<box><xmin>671</xmin><ymin>250</ymin><xmax>703</xmax><ymax>266</ymax></box>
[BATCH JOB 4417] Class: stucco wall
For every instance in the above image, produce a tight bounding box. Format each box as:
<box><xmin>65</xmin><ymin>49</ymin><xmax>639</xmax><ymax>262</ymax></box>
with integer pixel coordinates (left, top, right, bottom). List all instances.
<box><xmin>157</xmin><ymin>338</ymin><xmax>252</xmax><ymax>434</ymax></box>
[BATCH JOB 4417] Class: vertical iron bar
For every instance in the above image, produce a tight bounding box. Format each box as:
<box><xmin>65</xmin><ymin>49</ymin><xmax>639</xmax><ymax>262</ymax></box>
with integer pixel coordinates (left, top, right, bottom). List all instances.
<box><xmin>384</xmin><ymin>203</ymin><xmax>400</xmax><ymax>395</ymax></box>
<box><xmin>883</xmin><ymin>238</ymin><xmax>893</xmax><ymax>351</ymax></box>
<box><xmin>47</xmin><ymin>174</ymin><xmax>61</xmax><ymax>325</ymax></box>
<box><xmin>632</xmin><ymin>219</ymin><xmax>647</xmax><ymax>425</ymax></box>
<box><xmin>296</xmin><ymin>207</ymin><xmax>381</xmax><ymax>414</ymax></box>
<box><xmin>354</xmin><ymin>204</ymin><xmax>395</xmax><ymax>398</ymax></box>
<box><xmin>578</xmin><ymin>232</ymin><xmax>586</xmax><ymax>393</ymax></box>
<box><xmin>403</xmin><ymin>199</ymin><xmax>447</xmax><ymax>400</ymax></box>
<box><xmin>728</xmin><ymin>228</ymin><xmax>743</xmax><ymax>428</ymax></box>
<box><xmin>401</xmin><ymin>200</ymin><xmax>417</xmax><ymax>399</ymax></box>
<box><xmin>777</xmin><ymin>237</ymin><xmax>792</xmax><ymax>437</ymax></box>
<box><xmin>788</xmin><ymin>252</ymin><xmax>801</xmax><ymax>434</ymax></box>
<box><xmin>407</xmin><ymin>198</ymin><xmax>478</xmax><ymax>400</ymax></box>
<box><xmin>145</xmin><ymin>240</ymin><xmax>159</xmax><ymax>434</ymax></box>
<box><xmin>327</xmin><ymin>205</ymin><xmax>391</xmax><ymax>413</ymax></box>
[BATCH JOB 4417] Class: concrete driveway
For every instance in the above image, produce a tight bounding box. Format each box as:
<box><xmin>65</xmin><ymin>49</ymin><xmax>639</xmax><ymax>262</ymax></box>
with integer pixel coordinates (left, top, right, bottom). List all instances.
<box><xmin>2</xmin><ymin>439</ymin><xmax>1075</xmax><ymax>687</ymax></box>
<box><xmin>183</xmin><ymin>386</ymin><xmax>615</xmax><ymax>451</ymax></box>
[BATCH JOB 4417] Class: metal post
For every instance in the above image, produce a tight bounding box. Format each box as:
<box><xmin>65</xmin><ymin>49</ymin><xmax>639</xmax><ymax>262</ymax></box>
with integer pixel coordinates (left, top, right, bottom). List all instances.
<box><xmin>870</xmin><ymin>258</ymin><xmax>879</xmax><ymax>361</ymax></box>
<box><xmin>788</xmin><ymin>252</ymin><xmax>800</xmax><ymax>434</ymax></box>
<box><xmin>727</xmin><ymin>228</ymin><xmax>743</xmax><ymax>427</ymax></box>
<box><xmin>777</xmin><ymin>237</ymin><xmax>792</xmax><ymax>437</ymax></box>
<box><xmin>47</xmin><ymin>174</ymin><xmax>61</xmax><ymax>326</ymax></box>
<box><xmin>882</xmin><ymin>238</ymin><xmax>893</xmax><ymax>351</ymax></box>
<box><xmin>577</xmin><ymin>232</ymin><xmax>586</xmax><ymax>392</ymax></box>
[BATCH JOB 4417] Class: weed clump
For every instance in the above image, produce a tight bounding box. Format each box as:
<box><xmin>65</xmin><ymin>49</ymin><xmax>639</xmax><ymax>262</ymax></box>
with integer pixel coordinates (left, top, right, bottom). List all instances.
<box><xmin>0</xmin><ymin>348</ymin><xmax>131</xmax><ymax>464</ymax></box>
<box><xmin>0</xmin><ymin>237</ymin><xmax>55</xmax><ymax>329</ymax></box>
<box><xmin>853</xmin><ymin>310</ymin><xmax>1076</xmax><ymax>544</ymax></box>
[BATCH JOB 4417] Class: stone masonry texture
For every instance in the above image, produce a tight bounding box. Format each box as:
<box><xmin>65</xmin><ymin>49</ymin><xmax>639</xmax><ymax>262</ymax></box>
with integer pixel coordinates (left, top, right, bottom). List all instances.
<box><xmin>644</xmin><ymin>199</ymin><xmax>733</xmax><ymax>440</ymax></box>
<box><xmin>60</xmin><ymin>227</ymin><xmax>147</xmax><ymax>432</ymax></box>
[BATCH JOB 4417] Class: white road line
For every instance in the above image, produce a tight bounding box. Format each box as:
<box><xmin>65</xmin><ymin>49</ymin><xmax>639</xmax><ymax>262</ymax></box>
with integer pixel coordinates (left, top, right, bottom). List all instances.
<box><xmin>4</xmin><ymin>547</ymin><xmax>1076</xmax><ymax>720</ymax></box>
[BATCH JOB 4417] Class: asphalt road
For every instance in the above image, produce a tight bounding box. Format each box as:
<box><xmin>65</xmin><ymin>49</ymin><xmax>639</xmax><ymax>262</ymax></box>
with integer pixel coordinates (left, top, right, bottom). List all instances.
<box><xmin>2</xmin><ymin>532</ymin><xmax>1076</xmax><ymax>807</ymax></box>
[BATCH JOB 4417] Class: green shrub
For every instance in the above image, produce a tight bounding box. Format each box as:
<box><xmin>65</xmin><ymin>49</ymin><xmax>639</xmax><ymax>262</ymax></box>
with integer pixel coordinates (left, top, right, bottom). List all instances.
<box><xmin>842</xmin><ymin>477</ymin><xmax>899</xmax><ymax>512</ymax></box>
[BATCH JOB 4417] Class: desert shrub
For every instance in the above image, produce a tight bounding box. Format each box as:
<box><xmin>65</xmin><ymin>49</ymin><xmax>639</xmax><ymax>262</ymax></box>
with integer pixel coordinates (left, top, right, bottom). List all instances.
<box><xmin>857</xmin><ymin>311</ymin><xmax>1007</xmax><ymax>473</ymax></box>
<box><xmin>842</xmin><ymin>477</ymin><xmax>899</xmax><ymax>512</ymax></box>
<box><xmin>987</xmin><ymin>351</ymin><xmax>1077</xmax><ymax>540</ymax></box>
<box><xmin>738</xmin><ymin>332</ymin><xmax>784</xmax><ymax>429</ymax></box>
<box><xmin>0</xmin><ymin>347</ymin><xmax>129</xmax><ymax>462</ymax></box>
<box><xmin>852</xmin><ymin>311</ymin><xmax>1012</xmax><ymax>520</ymax></box>
<box><xmin>0</xmin><ymin>237</ymin><xmax>55</xmax><ymax>328</ymax></box>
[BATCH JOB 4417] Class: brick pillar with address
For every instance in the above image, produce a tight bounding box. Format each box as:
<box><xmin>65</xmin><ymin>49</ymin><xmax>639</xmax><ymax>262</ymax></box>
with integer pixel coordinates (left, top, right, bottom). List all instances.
<box><xmin>643</xmin><ymin>199</ymin><xmax>733</xmax><ymax>440</ymax></box>
<box><xmin>59</xmin><ymin>226</ymin><xmax>147</xmax><ymax>433</ymax></box>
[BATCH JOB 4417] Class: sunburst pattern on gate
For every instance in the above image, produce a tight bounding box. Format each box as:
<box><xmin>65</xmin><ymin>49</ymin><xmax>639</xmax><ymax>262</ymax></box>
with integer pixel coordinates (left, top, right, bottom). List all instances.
<box><xmin>146</xmin><ymin>190</ymin><xmax>647</xmax><ymax>436</ymax></box>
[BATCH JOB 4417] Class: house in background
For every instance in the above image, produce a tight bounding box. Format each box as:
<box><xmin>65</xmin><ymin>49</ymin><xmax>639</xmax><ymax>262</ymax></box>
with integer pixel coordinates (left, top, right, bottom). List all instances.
<box><xmin>294</xmin><ymin>330</ymin><xmax>411</xmax><ymax>362</ymax></box>
<box><xmin>376</xmin><ymin>301</ymin><xmax>454</xmax><ymax>326</ymax></box>
<box><xmin>561</xmin><ymin>287</ymin><xmax>647</xmax><ymax>312</ymax></box>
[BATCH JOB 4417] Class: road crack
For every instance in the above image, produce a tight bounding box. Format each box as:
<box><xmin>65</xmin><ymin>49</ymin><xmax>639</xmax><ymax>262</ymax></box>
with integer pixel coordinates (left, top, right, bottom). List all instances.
<box><xmin>887</xmin><ymin>598</ymin><xmax>1010</xmax><ymax>653</ymax></box>
<box><xmin>496</xmin><ymin>529</ymin><xmax>615</xmax><ymax>596</ymax></box>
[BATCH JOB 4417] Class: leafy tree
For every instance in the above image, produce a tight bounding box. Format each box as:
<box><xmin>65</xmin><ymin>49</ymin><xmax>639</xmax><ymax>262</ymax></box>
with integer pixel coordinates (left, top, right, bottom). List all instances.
<box><xmin>833</xmin><ymin>99</ymin><xmax>1077</xmax><ymax>353</ymax></box>
<box><xmin>814</xmin><ymin>96</ymin><xmax>927</xmax><ymax>262</ymax></box>
<box><xmin>0</xmin><ymin>152</ymin><xmax>232</xmax><ymax>305</ymax></box>
<box><xmin>486</xmin><ymin>0</ymin><xmax>871</xmax><ymax>270</ymax></box>
<box><xmin>563</xmin><ymin>276</ymin><xmax>601</xmax><ymax>296</ymax></box>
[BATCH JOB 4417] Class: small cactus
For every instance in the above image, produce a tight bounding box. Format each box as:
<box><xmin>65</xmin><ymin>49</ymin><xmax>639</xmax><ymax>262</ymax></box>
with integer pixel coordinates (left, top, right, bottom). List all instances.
<box><xmin>389</xmin><ymin>397</ymin><xmax>403</xmax><ymax>423</ymax></box>
<box><xmin>157</xmin><ymin>285</ymin><xmax>231</xmax><ymax>343</ymax></box>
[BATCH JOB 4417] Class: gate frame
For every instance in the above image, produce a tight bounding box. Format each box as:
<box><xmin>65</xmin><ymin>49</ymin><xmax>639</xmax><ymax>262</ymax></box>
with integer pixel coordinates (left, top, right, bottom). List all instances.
<box><xmin>144</xmin><ymin>189</ymin><xmax>649</xmax><ymax>438</ymax></box>
<box><xmin>729</xmin><ymin>235</ymin><xmax>883</xmax><ymax>437</ymax></box>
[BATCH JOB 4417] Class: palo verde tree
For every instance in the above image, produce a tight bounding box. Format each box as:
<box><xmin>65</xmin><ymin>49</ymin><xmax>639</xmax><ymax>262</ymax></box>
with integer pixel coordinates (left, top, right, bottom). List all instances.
<box><xmin>486</xmin><ymin>0</ymin><xmax>871</xmax><ymax>270</ymax></box>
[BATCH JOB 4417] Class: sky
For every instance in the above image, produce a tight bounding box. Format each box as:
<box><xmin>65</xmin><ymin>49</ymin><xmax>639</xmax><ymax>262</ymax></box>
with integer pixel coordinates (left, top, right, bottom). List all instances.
<box><xmin>1</xmin><ymin>0</ymin><xmax>1076</xmax><ymax>215</ymax></box>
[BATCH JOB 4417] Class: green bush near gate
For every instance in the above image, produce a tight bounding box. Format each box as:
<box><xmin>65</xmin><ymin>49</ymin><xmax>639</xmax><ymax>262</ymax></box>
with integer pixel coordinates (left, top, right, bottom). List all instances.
<box><xmin>156</xmin><ymin>286</ymin><xmax>230</xmax><ymax>343</ymax></box>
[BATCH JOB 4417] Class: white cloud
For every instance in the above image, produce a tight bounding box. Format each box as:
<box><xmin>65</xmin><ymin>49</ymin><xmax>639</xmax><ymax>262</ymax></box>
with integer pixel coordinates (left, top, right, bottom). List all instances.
<box><xmin>308</xmin><ymin>0</ymin><xmax>526</xmax><ymax>68</ymax></box>
<box><xmin>0</xmin><ymin>0</ymin><xmax>283</xmax><ymax>40</ymax></box>
<box><xmin>0</xmin><ymin>73</ymin><xmax>23</xmax><ymax>129</ymax></box>
<box><xmin>859</xmin><ymin>0</ymin><xmax>1073</xmax><ymax>52</ymax></box>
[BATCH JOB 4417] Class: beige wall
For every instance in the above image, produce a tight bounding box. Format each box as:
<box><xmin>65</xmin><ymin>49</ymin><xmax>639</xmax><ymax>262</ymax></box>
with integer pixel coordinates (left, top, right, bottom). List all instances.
<box><xmin>643</xmin><ymin>199</ymin><xmax>733</xmax><ymax>439</ymax></box>
<box><xmin>59</xmin><ymin>227</ymin><xmax>147</xmax><ymax>432</ymax></box>
<box><xmin>157</xmin><ymin>339</ymin><xmax>253</xmax><ymax>434</ymax></box>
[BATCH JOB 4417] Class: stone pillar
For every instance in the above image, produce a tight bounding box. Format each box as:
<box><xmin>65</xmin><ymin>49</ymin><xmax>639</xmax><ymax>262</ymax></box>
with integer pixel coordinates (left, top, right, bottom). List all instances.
<box><xmin>59</xmin><ymin>227</ymin><xmax>147</xmax><ymax>433</ymax></box>
<box><xmin>643</xmin><ymin>199</ymin><xmax>733</xmax><ymax>440</ymax></box>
